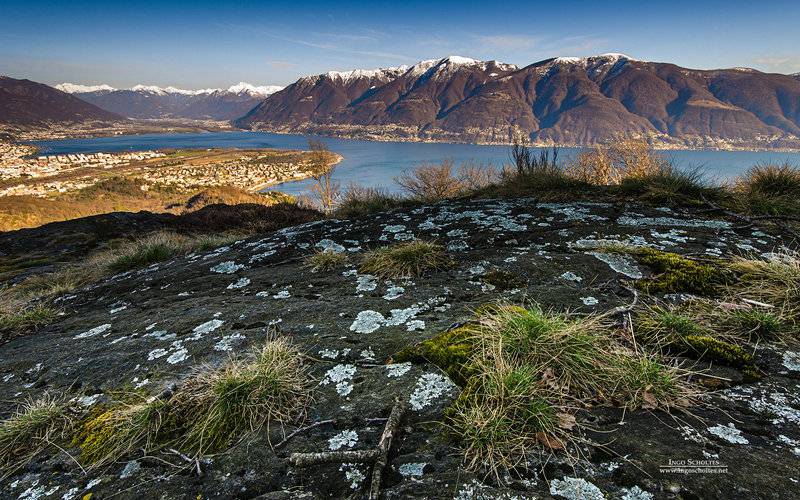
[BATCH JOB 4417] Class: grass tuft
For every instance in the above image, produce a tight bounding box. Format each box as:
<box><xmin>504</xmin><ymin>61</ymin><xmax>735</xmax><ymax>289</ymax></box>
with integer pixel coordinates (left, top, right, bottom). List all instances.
<box><xmin>615</xmin><ymin>356</ymin><xmax>687</xmax><ymax>409</ymax></box>
<box><xmin>360</xmin><ymin>240</ymin><xmax>451</xmax><ymax>278</ymax></box>
<box><xmin>70</xmin><ymin>338</ymin><xmax>311</xmax><ymax>465</ymax></box>
<box><xmin>728</xmin><ymin>251</ymin><xmax>800</xmax><ymax>321</ymax></box>
<box><xmin>732</xmin><ymin>163</ymin><xmax>800</xmax><ymax>216</ymax></box>
<box><xmin>0</xmin><ymin>303</ymin><xmax>60</xmax><ymax>343</ymax></box>
<box><xmin>73</xmin><ymin>395</ymin><xmax>166</xmax><ymax>467</ymax></box>
<box><xmin>106</xmin><ymin>232</ymin><xmax>192</xmax><ymax>273</ymax></box>
<box><xmin>635</xmin><ymin>305</ymin><xmax>708</xmax><ymax>347</ymax></box>
<box><xmin>171</xmin><ymin>338</ymin><xmax>311</xmax><ymax>455</ymax></box>
<box><xmin>334</xmin><ymin>185</ymin><xmax>404</xmax><ymax>218</ymax></box>
<box><xmin>618</xmin><ymin>167</ymin><xmax>716</xmax><ymax>205</ymax></box>
<box><xmin>303</xmin><ymin>250</ymin><xmax>348</xmax><ymax>272</ymax></box>
<box><xmin>0</xmin><ymin>394</ymin><xmax>76</xmax><ymax>477</ymax></box>
<box><xmin>721</xmin><ymin>308</ymin><xmax>789</xmax><ymax>341</ymax></box>
<box><xmin>399</xmin><ymin>303</ymin><xmax>693</xmax><ymax>477</ymax></box>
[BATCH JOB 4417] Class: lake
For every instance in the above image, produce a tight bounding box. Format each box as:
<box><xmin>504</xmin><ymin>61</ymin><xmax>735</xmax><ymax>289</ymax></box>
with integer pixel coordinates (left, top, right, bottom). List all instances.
<box><xmin>32</xmin><ymin>131</ymin><xmax>800</xmax><ymax>196</ymax></box>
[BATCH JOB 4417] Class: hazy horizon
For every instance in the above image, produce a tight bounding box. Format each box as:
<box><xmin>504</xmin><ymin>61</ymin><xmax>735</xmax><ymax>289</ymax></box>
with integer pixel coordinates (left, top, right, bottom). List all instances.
<box><xmin>1</xmin><ymin>0</ymin><xmax>799</xmax><ymax>89</ymax></box>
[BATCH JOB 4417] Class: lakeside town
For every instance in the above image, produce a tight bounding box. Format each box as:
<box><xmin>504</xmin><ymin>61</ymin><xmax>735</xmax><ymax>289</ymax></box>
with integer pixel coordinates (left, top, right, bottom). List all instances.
<box><xmin>0</xmin><ymin>139</ymin><xmax>334</xmax><ymax>198</ymax></box>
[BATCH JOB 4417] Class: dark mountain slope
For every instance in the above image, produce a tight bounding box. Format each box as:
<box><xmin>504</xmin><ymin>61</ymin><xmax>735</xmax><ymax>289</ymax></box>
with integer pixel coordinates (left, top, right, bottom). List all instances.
<box><xmin>0</xmin><ymin>76</ymin><xmax>122</xmax><ymax>125</ymax></box>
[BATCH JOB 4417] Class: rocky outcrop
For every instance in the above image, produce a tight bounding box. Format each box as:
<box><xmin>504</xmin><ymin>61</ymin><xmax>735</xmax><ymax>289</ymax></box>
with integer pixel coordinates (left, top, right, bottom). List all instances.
<box><xmin>1</xmin><ymin>199</ymin><xmax>799</xmax><ymax>499</ymax></box>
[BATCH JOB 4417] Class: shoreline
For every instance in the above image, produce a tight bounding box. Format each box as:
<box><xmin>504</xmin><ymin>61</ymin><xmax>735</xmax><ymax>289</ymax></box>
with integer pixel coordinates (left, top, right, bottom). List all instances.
<box><xmin>27</xmin><ymin>127</ymin><xmax>800</xmax><ymax>154</ymax></box>
<box><xmin>247</xmin><ymin>153</ymin><xmax>343</xmax><ymax>192</ymax></box>
<box><xmin>244</xmin><ymin>125</ymin><xmax>800</xmax><ymax>153</ymax></box>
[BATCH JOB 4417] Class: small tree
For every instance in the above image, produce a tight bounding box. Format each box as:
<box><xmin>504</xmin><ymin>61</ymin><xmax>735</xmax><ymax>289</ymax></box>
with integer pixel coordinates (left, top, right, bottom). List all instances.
<box><xmin>307</xmin><ymin>139</ymin><xmax>339</xmax><ymax>215</ymax></box>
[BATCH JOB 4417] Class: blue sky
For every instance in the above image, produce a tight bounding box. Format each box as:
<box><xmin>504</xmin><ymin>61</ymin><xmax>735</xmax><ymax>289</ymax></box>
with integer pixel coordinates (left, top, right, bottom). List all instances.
<box><xmin>1</xmin><ymin>0</ymin><xmax>799</xmax><ymax>88</ymax></box>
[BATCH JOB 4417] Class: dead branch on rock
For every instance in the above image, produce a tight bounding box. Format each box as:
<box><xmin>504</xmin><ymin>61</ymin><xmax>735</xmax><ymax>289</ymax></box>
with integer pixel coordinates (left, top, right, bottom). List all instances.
<box><xmin>369</xmin><ymin>397</ymin><xmax>407</xmax><ymax>499</ymax></box>
<box><xmin>603</xmin><ymin>285</ymin><xmax>639</xmax><ymax>319</ymax></box>
<box><xmin>273</xmin><ymin>419</ymin><xmax>336</xmax><ymax>450</ymax></box>
<box><xmin>288</xmin><ymin>396</ymin><xmax>407</xmax><ymax>499</ymax></box>
<box><xmin>290</xmin><ymin>449</ymin><xmax>381</xmax><ymax>466</ymax></box>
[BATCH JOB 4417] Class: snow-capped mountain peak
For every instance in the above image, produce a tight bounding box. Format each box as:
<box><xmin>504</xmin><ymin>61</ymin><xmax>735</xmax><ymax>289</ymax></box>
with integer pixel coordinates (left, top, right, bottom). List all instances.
<box><xmin>58</xmin><ymin>82</ymin><xmax>281</xmax><ymax>96</ymax></box>
<box><xmin>440</xmin><ymin>55</ymin><xmax>478</xmax><ymax>65</ymax></box>
<box><xmin>553</xmin><ymin>53</ymin><xmax>638</xmax><ymax>66</ymax></box>
<box><xmin>322</xmin><ymin>67</ymin><xmax>408</xmax><ymax>83</ymax></box>
<box><xmin>55</xmin><ymin>83</ymin><xmax>116</xmax><ymax>93</ymax></box>
<box><xmin>227</xmin><ymin>82</ymin><xmax>284</xmax><ymax>96</ymax></box>
<box><xmin>130</xmin><ymin>84</ymin><xmax>169</xmax><ymax>94</ymax></box>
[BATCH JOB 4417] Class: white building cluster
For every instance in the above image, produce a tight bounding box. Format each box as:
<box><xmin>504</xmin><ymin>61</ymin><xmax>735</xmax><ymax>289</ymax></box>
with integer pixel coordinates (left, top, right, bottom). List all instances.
<box><xmin>142</xmin><ymin>154</ymin><xmax>313</xmax><ymax>190</ymax></box>
<box><xmin>0</xmin><ymin>143</ymin><xmax>165</xmax><ymax>182</ymax></box>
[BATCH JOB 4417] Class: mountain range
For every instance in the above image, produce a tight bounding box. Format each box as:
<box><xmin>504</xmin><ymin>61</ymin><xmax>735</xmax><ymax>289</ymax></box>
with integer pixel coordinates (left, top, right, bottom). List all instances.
<box><xmin>0</xmin><ymin>76</ymin><xmax>122</xmax><ymax>126</ymax></box>
<box><xmin>55</xmin><ymin>82</ymin><xmax>283</xmax><ymax>120</ymax></box>
<box><xmin>2</xmin><ymin>54</ymin><xmax>800</xmax><ymax>148</ymax></box>
<box><xmin>237</xmin><ymin>54</ymin><xmax>800</xmax><ymax>148</ymax></box>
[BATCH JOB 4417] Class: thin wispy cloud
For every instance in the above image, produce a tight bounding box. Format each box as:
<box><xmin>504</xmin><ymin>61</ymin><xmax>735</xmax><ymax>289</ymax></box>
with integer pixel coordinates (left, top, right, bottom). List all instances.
<box><xmin>266</xmin><ymin>60</ymin><xmax>298</xmax><ymax>70</ymax></box>
<box><xmin>476</xmin><ymin>34</ymin><xmax>541</xmax><ymax>50</ymax></box>
<box><xmin>752</xmin><ymin>55</ymin><xmax>800</xmax><ymax>73</ymax></box>
<box><xmin>215</xmin><ymin>22</ymin><xmax>412</xmax><ymax>62</ymax></box>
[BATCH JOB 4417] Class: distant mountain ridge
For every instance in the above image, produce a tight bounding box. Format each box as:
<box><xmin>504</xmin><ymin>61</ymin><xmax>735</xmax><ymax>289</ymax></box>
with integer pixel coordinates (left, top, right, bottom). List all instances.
<box><xmin>0</xmin><ymin>76</ymin><xmax>122</xmax><ymax>126</ymax></box>
<box><xmin>58</xmin><ymin>82</ymin><xmax>283</xmax><ymax>120</ymax></box>
<box><xmin>236</xmin><ymin>54</ymin><xmax>800</xmax><ymax>148</ymax></box>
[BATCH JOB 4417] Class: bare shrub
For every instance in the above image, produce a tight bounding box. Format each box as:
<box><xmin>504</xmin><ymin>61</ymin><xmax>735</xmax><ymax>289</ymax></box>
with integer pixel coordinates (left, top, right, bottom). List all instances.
<box><xmin>395</xmin><ymin>160</ymin><xmax>495</xmax><ymax>202</ymax></box>
<box><xmin>565</xmin><ymin>146</ymin><xmax>614</xmax><ymax>184</ymax></box>
<box><xmin>335</xmin><ymin>184</ymin><xmax>400</xmax><ymax>218</ymax></box>
<box><xmin>566</xmin><ymin>139</ymin><xmax>669</xmax><ymax>185</ymax></box>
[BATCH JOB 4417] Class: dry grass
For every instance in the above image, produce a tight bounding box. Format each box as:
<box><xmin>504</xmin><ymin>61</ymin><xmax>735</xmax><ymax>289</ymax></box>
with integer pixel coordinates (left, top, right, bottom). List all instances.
<box><xmin>730</xmin><ymin>163</ymin><xmax>800</xmax><ymax>216</ymax></box>
<box><xmin>0</xmin><ymin>394</ymin><xmax>76</xmax><ymax>477</ymax></box>
<box><xmin>73</xmin><ymin>395</ymin><xmax>167</xmax><ymax>467</ymax></box>
<box><xmin>360</xmin><ymin>240</ymin><xmax>450</xmax><ymax>278</ymax></box>
<box><xmin>0</xmin><ymin>303</ymin><xmax>60</xmax><ymax>343</ymax></box>
<box><xmin>443</xmin><ymin>304</ymin><xmax>692</xmax><ymax>477</ymax></box>
<box><xmin>71</xmin><ymin>338</ymin><xmax>312</xmax><ymax>465</ymax></box>
<box><xmin>728</xmin><ymin>250</ymin><xmax>800</xmax><ymax>321</ymax></box>
<box><xmin>2</xmin><ymin>231</ymin><xmax>246</xmax><ymax>310</ymax></box>
<box><xmin>335</xmin><ymin>184</ymin><xmax>403</xmax><ymax>218</ymax></box>
<box><xmin>303</xmin><ymin>250</ymin><xmax>348</xmax><ymax>272</ymax></box>
<box><xmin>172</xmin><ymin>338</ymin><xmax>312</xmax><ymax>455</ymax></box>
<box><xmin>105</xmin><ymin>231</ymin><xmax>248</xmax><ymax>273</ymax></box>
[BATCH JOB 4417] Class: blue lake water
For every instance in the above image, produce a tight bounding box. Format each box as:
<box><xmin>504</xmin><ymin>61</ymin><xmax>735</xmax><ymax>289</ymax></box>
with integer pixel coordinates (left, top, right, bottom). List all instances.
<box><xmin>32</xmin><ymin>131</ymin><xmax>800</xmax><ymax>196</ymax></box>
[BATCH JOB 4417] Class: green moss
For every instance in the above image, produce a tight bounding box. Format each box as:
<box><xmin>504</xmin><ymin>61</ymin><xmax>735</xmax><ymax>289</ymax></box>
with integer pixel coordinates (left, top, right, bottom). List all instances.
<box><xmin>626</xmin><ymin>248</ymin><xmax>726</xmax><ymax>295</ymax></box>
<box><xmin>394</xmin><ymin>326</ymin><xmax>475</xmax><ymax>386</ymax></box>
<box><xmin>72</xmin><ymin>397</ymin><xmax>167</xmax><ymax>466</ymax></box>
<box><xmin>481</xmin><ymin>269</ymin><xmax>525</xmax><ymax>291</ymax></box>
<box><xmin>682</xmin><ymin>335</ymin><xmax>759</xmax><ymax>379</ymax></box>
